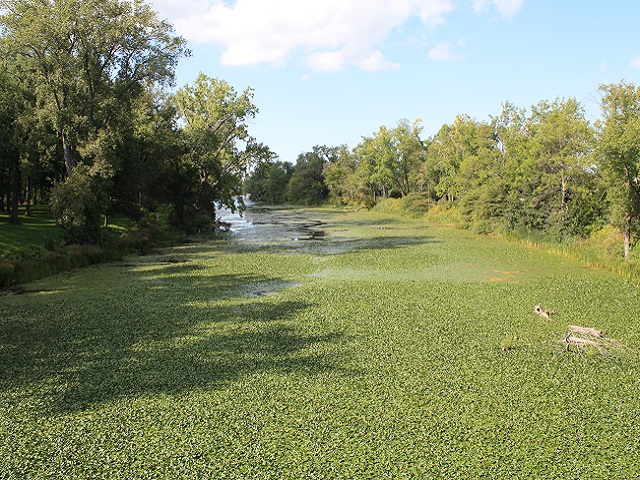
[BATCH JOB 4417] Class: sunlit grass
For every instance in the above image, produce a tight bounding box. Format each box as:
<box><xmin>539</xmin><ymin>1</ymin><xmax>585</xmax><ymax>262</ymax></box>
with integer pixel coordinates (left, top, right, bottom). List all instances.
<box><xmin>1</xmin><ymin>208</ymin><xmax>640</xmax><ymax>478</ymax></box>
<box><xmin>0</xmin><ymin>205</ymin><xmax>57</xmax><ymax>251</ymax></box>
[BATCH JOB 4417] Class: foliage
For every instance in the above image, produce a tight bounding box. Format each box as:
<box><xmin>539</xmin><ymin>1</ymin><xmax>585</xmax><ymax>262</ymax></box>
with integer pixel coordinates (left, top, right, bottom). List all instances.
<box><xmin>173</xmin><ymin>73</ymin><xmax>273</xmax><ymax>229</ymax></box>
<box><xmin>597</xmin><ymin>81</ymin><xmax>640</xmax><ymax>259</ymax></box>
<box><xmin>356</xmin><ymin>119</ymin><xmax>426</xmax><ymax>200</ymax></box>
<box><xmin>0</xmin><ymin>0</ymin><xmax>190</xmax><ymax>241</ymax></box>
<box><xmin>245</xmin><ymin>160</ymin><xmax>293</xmax><ymax>204</ymax></box>
<box><xmin>0</xmin><ymin>0</ymin><xmax>189</xmax><ymax>173</ymax></box>
<box><xmin>49</xmin><ymin>164</ymin><xmax>110</xmax><ymax>244</ymax></box>
<box><xmin>288</xmin><ymin>146</ymin><xmax>332</xmax><ymax>205</ymax></box>
<box><xmin>0</xmin><ymin>204</ymin><xmax>182</xmax><ymax>287</ymax></box>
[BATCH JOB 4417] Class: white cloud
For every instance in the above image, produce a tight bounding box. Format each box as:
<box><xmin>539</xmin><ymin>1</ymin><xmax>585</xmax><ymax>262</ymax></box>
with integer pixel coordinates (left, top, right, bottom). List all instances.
<box><xmin>150</xmin><ymin>0</ymin><xmax>525</xmax><ymax>71</ymax></box>
<box><xmin>358</xmin><ymin>50</ymin><xmax>401</xmax><ymax>71</ymax></box>
<box><xmin>428</xmin><ymin>39</ymin><xmax>465</xmax><ymax>62</ymax></box>
<box><xmin>472</xmin><ymin>0</ymin><xmax>523</xmax><ymax>19</ymax></box>
<box><xmin>631</xmin><ymin>56</ymin><xmax>640</xmax><ymax>69</ymax></box>
<box><xmin>150</xmin><ymin>0</ymin><xmax>455</xmax><ymax>71</ymax></box>
<box><xmin>306</xmin><ymin>51</ymin><xmax>345</xmax><ymax>72</ymax></box>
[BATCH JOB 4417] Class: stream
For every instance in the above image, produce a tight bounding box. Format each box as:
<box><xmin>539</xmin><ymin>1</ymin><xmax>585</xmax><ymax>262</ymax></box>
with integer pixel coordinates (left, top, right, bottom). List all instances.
<box><xmin>216</xmin><ymin>200</ymin><xmax>329</xmax><ymax>250</ymax></box>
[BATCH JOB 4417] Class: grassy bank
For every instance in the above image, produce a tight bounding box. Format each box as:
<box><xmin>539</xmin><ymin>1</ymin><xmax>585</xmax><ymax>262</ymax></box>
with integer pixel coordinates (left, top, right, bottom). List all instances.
<box><xmin>2</xmin><ymin>208</ymin><xmax>640</xmax><ymax>478</ymax></box>
<box><xmin>373</xmin><ymin>195</ymin><xmax>640</xmax><ymax>284</ymax></box>
<box><xmin>0</xmin><ymin>206</ymin><xmax>181</xmax><ymax>288</ymax></box>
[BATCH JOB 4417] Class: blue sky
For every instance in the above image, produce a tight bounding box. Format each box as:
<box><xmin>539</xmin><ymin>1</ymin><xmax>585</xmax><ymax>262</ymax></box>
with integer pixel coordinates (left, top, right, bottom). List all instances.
<box><xmin>150</xmin><ymin>0</ymin><xmax>640</xmax><ymax>163</ymax></box>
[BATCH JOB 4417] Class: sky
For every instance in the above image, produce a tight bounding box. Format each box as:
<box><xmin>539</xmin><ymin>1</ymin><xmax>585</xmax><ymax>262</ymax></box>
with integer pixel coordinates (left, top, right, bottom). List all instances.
<box><xmin>149</xmin><ymin>0</ymin><xmax>640</xmax><ymax>163</ymax></box>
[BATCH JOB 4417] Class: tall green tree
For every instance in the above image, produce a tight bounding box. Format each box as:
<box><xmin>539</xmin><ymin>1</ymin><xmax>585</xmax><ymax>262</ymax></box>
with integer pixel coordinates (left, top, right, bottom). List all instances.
<box><xmin>525</xmin><ymin>98</ymin><xmax>596</xmax><ymax>236</ymax></box>
<box><xmin>288</xmin><ymin>146</ymin><xmax>333</xmax><ymax>205</ymax></box>
<box><xmin>174</xmin><ymin>73</ymin><xmax>272</xmax><ymax>229</ymax></box>
<box><xmin>598</xmin><ymin>81</ymin><xmax>640</xmax><ymax>259</ymax></box>
<box><xmin>455</xmin><ymin>120</ymin><xmax>506</xmax><ymax>231</ymax></box>
<box><xmin>1</xmin><ymin>0</ymin><xmax>189</xmax><ymax>241</ymax></box>
<box><xmin>245</xmin><ymin>160</ymin><xmax>293</xmax><ymax>204</ymax></box>
<box><xmin>425</xmin><ymin>115</ymin><xmax>476</xmax><ymax>204</ymax></box>
<box><xmin>0</xmin><ymin>58</ymin><xmax>23</xmax><ymax>224</ymax></box>
<box><xmin>0</xmin><ymin>0</ymin><xmax>189</xmax><ymax>173</ymax></box>
<box><xmin>356</xmin><ymin>119</ymin><xmax>426</xmax><ymax>200</ymax></box>
<box><xmin>323</xmin><ymin>145</ymin><xmax>362</xmax><ymax>205</ymax></box>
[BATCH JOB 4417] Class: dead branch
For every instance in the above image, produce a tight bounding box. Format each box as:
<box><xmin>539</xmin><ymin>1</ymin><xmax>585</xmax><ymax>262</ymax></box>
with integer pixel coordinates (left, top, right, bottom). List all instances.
<box><xmin>568</xmin><ymin>325</ymin><xmax>604</xmax><ymax>338</ymax></box>
<box><xmin>534</xmin><ymin>304</ymin><xmax>556</xmax><ymax>320</ymax></box>
<box><xmin>563</xmin><ymin>335</ymin><xmax>600</xmax><ymax>351</ymax></box>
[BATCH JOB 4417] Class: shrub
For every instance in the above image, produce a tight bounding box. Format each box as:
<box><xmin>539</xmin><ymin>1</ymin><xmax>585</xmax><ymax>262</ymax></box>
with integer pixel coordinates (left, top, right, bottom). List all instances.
<box><xmin>49</xmin><ymin>165</ymin><xmax>109</xmax><ymax>244</ymax></box>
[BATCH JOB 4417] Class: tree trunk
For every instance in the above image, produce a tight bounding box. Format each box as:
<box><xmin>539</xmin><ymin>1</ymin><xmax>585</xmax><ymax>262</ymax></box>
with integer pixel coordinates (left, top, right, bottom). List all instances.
<box><xmin>25</xmin><ymin>177</ymin><xmax>31</xmax><ymax>216</ymax></box>
<box><xmin>62</xmin><ymin>133</ymin><xmax>76</xmax><ymax>173</ymax></box>
<box><xmin>10</xmin><ymin>159</ymin><xmax>21</xmax><ymax>224</ymax></box>
<box><xmin>624</xmin><ymin>212</ymin><xmax>632</xmax><ymax>260</ymax></box>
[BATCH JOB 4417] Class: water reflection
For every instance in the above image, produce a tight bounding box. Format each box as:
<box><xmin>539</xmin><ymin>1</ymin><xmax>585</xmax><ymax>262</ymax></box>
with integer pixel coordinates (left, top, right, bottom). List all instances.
<box><xmin>216</xmin><ymin>200</ymin><xmax>327</xmax><ymax>248</ymax></box>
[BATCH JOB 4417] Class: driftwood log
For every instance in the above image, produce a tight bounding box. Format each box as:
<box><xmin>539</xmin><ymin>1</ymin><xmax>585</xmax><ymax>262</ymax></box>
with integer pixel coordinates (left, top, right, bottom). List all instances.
<box><xmin>564</xmin><ymin>335</ymin><xmax>600</xmax><ymax>351</ymax></box>
<box><xmin>563</xmin><ymin>325</ymin><xmax>607</xmax><ymax>352</ymax></box>
<box><xmin>568</xmin><ymin>325</ymin><xmax>604</xmax><ymax>338</ymax></box>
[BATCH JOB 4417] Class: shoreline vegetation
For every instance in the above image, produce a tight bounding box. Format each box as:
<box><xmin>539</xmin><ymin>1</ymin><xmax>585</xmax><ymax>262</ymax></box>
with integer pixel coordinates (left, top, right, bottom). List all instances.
<box><xmin>2</xmin><ymin>199</ymin><xmax>638</xmax><ymax>290</ymax></box>
<box><xmin>0</xmin><ymin>205</ymin><xmax>184</xmax><ymax>289</ymax></box>
<box><xmin>374</xmin><ymin>195</ymin><xmax>640</xmax><ymax>284</ymax></box>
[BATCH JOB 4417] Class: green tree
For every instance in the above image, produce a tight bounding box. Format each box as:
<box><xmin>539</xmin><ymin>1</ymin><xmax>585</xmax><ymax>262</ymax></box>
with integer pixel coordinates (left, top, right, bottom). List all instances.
<box><xmin>456</xmin><ymin>120</ymin><xmax>506</xmax><ymax>232</ymax></box>
<box><xmin>0</xmin><ymin>0</ymin><xmax>189</xmax><ymax>173</ymax></box>
<box><xmin>174</xmin><ymin>73</ymin><xmax>272</xmax><ymax>229</ymax></box>
<box><xmin>598</xmin><ymin>81</ymin><xmax>640</xmax><ymax>259</ymax></box>
<box><xmin>323</xmin><ymin>145</ymin><xmax>362</xmax><ymax>205</ymax></box>
<box><xmin>1</xmin><ymin>0</ymin><xmax>189</xmax><ymax>240</ymax></box>
<box><xmin>355</xmin><ymin>119</ymin><xmax>426</xmax><ymax>201</ymax></box>
<box><xmin>0</xmin><ymin>57</ymin><xmax>23</xmax><ymax>223</ymax></box>
<box><xmin>288</xmin><ymin>146</ymin><xmax>333</xmax><ymax>205</ymax></box>
<box><xmin>245</xmin><ymin>160</ymin><xmax>293</xmax><ymax>204</ymax></box>
<box><xmin>525</xmin><ymin>98</ymin><xmax>596</xmax><ymax>237</ymax></box>
<box><xmin>425</xmin><ymin>115</ymin><xmax>476</xmax><ymax>204</ymax></box>
<box><xmin>109</xmin><ymin>89</ymin><xmax>184</xmax><ymax>223</ymax></box>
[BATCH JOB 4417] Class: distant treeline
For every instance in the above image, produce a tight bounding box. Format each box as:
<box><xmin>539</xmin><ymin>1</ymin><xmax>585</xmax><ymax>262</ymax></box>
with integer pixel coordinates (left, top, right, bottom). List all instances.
<box><xmin>246</xmin><ymin>90</ymin><xmax>640</xmax><ymax>260</ymax></box>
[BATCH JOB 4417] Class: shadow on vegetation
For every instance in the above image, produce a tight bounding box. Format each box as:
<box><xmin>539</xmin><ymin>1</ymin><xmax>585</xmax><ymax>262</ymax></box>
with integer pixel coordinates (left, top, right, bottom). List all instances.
<box><xmin>0</xmin><ymin>258</ymin><xmax>350</xmax><ymax>415</ymax></box>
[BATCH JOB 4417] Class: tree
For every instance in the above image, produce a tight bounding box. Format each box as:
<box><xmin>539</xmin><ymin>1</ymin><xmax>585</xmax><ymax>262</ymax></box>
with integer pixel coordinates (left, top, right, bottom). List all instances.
<box><xmin>0</xmin><ymin>57</ymin><xmax>23</xmax><ymax>223</ymax></box>
<box><xmin>425</xmin><ymin>115</ymin><xmax>476</xmax><ymax>204</ymax></box>
<box><xmin>323</xmin><ymin>145</ymin><xmax>362</xmax><ymax>205</ymax></box>
<box><xmin>174</xmin><ymin>73</ymin><xmax>272</xmax><ymax>229</ymax></box>
<box><xmin>0</xmin><ymin>0</ymin><xmax>189</xmax><ymax>240</ymax></box>
<box><xmin>355</xmin><ymin>119</ymin><xmax>426</xmax><ymax>201</ymax></box>
<box><xmin>0</xmin><ymin>0</ymin><xmax>189</xmax><ymax>173</ymax></box>
<box><xmin>598</xmin><ymin>81</ymin><xmax>640</xmax><ymax>259</ymax></box>
<box><xmin>455</xmin><ymin>120</ymin><xmax>506</xmax><ymax>232</ymax></box>
<box><xmin>288</xmin><ymin>146</ymin><xmax>333</xmax><ymax>205</ymax></box>
<box><xmin>526</xmin><ymin>98</ymin><xmax>596</xmax><ymax>237</ymax></box>
<box><xmin>245</xmin><ymin>160</ymin><xmax>293</xmax><ymax>204</ymax></box>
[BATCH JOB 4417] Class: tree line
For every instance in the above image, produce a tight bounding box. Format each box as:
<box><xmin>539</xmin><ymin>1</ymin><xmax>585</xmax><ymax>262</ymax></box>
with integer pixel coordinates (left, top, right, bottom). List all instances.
<box><xmin>246</xmin><ymin>88</ymin><xmax>640</xmax><ymax>260</ymax></box>
<box><xmin>2</xmin><ymin>0</ymin><xmax>639</xmax><ymax>262</ymax></box>
<box><xmin>0</xmin><ymin>0</ymin><xmax>273</xmax><ymax>244</ymax></box>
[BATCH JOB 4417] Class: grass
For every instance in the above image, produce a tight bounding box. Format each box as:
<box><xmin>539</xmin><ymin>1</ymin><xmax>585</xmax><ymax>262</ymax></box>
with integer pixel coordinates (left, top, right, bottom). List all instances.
<box><xmin>0</xmin><ymin>205</ymin><xmax>57</xmax><ymax>252</ymax></box>
<box><xmin>1</xmin><ymin>208</ymin><xmax>640</xmax><ymax>478</ymax></box>
<box><xmin>0</xmin><ymin>207</ymin><xmax>164</xmax><ymax>288</ymax></box>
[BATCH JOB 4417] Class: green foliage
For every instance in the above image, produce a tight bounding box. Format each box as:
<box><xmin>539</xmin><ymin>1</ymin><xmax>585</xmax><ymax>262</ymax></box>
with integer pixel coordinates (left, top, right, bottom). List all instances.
<box><xmin>2</xmin><ymin>209</ymin><xmax>640</xmax><ymax>477</ymax></box>
<box><xmin>0</xmin><ymin>203</ymin><xmax>182</xmax><ymax>287</ymax></box>
<box><xmin>356</xmin><ymin>119</ymin><xmax>426</xmax><ymax>200</ymax></box>
<box><xmin>49</xmin><ymin>164</ymin><xmax>109</xmax><ymax>244</ymax></box>
<box><xmin>0</xmin><ymin>0</ymin><xmax>189</xmax><ymax>239</ymax></box>
<box><xmin>598</xmin><ymin>81</ymin><xmax>640</xmax><ymax>258</ymax></box>
<box><xmin>288</xmin><ymin>146</ymin><xmax>332</xmax><ymax>205</ymax></box>
<box><xmin>245</xmin><ymin>160</ymin><xmax>293</xmax><ymax>204</ymax></box>
<box><xmin>173</xmin><ymin>73</ymin><xmax>273</xmax><ymax>228</ymax></box>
